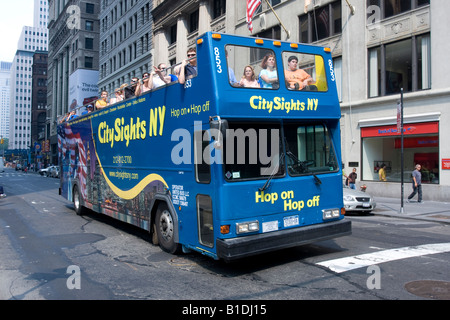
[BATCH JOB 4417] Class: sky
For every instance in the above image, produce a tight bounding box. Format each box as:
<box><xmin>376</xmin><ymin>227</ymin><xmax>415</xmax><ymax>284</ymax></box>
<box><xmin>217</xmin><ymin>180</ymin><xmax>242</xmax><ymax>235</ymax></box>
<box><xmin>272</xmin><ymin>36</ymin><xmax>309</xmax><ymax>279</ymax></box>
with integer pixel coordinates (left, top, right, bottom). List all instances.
<box><xmin>0</xmin><ymin>1</ymin><xmax>34</xmax><ymax>62</ymax></box>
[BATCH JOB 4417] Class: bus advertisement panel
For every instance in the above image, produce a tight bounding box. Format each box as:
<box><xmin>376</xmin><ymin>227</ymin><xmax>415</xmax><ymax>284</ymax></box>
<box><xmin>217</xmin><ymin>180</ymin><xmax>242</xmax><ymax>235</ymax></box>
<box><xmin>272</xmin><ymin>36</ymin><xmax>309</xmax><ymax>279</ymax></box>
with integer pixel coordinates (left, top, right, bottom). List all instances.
<box><xmin>58</xmin><ymin>32</ymin><xmax>351</xmax><ymax>261</ymax></box>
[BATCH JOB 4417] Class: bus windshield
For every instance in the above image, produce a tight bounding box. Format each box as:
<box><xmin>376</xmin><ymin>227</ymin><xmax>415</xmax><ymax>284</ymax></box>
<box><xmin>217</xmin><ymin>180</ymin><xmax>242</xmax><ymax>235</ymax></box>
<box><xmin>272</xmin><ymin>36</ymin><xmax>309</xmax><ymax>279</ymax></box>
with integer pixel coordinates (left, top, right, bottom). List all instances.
<box><xmin>284</xmin><ymin>122</ymin><xmax>339</xmax><ymax>176</ymax></box>
<box><xmin>223</xmin><ymin>122</ymin><xmax>338</xmax><ymax>181</ymax></box>
<box><xmin>223</xmin><ymin>122</ymin><xmax>284</xmax><ymax>181</ymax></box>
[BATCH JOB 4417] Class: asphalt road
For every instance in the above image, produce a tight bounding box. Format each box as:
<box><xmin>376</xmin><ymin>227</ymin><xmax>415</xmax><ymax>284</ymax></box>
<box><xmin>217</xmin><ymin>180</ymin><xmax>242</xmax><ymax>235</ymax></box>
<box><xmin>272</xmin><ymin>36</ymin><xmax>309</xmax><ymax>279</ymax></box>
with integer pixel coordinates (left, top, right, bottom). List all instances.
<box><xmin>1</xmin><ymin>168</ymin><xmax>449</xmax><ymax>305</ymax></box>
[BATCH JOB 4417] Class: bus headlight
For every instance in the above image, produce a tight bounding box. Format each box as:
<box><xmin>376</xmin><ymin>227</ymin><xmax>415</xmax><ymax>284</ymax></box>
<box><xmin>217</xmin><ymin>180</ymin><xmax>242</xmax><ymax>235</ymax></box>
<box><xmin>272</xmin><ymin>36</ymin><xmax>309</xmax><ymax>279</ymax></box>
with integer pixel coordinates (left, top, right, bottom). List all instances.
<box><xmin>236</xmin><ymin>221</ymin><xmax>259</xmax><ymax>234</ymax></box>
<box><xmin>322</xmin><ymin>209</ymin><xmax>340</xmax><ymax>220</ymax></box>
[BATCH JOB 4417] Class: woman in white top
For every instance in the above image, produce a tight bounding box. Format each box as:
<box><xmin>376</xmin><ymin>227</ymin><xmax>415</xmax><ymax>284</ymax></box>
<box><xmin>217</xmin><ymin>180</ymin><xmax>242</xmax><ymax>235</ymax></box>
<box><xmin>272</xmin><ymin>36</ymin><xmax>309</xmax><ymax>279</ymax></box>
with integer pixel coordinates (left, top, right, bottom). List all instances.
<box><xmin>239</xmin><ymin>66</ymin><xmax>260</xmax><ymax>88</ymax></box>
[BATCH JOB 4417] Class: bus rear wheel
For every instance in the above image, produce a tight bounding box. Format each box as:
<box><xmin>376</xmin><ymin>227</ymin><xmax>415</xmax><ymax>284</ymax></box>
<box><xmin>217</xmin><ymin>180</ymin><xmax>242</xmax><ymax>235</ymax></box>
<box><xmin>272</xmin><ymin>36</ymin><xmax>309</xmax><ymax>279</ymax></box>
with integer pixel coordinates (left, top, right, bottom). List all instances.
<box><xmin>155</xmin><ymin>203</ymin><xmax>181</xmax><ymax>254</ymax></box>
<box><xmin>73</xmin><ymin>187</ymin><xmax>85</xmax><ymax>215</ymax></box>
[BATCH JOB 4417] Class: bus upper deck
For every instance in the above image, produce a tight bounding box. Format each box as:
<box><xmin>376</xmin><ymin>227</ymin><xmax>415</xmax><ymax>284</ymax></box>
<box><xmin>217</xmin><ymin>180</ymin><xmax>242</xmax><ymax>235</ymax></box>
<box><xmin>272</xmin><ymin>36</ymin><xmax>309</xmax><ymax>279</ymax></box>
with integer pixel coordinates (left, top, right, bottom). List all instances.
<box><xmin>202</xmin><ymin>33</ymin><xmax>340</xmax><ymax>120</ymax></box>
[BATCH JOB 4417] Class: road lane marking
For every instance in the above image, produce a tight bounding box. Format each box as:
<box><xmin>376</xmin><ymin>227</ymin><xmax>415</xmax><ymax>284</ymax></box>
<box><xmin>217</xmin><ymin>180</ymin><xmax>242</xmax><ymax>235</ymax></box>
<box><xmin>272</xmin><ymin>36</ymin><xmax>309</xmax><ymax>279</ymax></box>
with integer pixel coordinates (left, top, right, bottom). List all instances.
<box><xmin>317</xmin><ymin>243</ymin><xmax>450</xmax><ymax>274</ymax></box>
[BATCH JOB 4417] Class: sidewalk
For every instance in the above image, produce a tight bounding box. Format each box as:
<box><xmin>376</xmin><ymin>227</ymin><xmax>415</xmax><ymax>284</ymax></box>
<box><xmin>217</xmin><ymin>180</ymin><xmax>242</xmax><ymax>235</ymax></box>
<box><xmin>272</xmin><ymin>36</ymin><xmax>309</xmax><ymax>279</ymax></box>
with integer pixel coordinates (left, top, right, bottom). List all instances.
<box><xmin>372</xmin><ymin>196</ymin><xmax>450</xmax><ymax>225</ymax></box>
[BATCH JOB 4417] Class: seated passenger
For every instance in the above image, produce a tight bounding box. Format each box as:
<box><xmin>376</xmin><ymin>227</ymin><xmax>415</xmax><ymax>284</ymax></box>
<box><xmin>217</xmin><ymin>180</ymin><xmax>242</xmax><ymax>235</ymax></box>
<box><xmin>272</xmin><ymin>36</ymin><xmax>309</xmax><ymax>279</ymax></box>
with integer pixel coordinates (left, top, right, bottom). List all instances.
<box><xmin>95</xmin><ymin>90</ymin><xmax>109</xmax><ymax>110</ymax></box>
<box><xmin>153</xmin><ymin>63</ymin><xmax>176</xmax><ymax>86</ymax></box>
<box><xmin>239</xmin><ymin>66</ymin><xmax>260</xmax><ymax>88</ymax></box>
<box><xmin>81</xmin><ymin>104</ymin><xmax>94</xmax><ymax>115</ymax></box>
<box><xmin>135</xmin><ymin>73</ymin><xmax>151</xmax><ymax>96</ymax></box>
<box><xmin>259</xmin><ymin>53</ymin><xmax>278</xmax><ymax>88</ymax></box>
<box><xmin>284</xmin><ymin>56</ymin><xmax>317</xmax><ymax>91</ymax></box>
<box><xmin>67</xmin><ymin>110</ymin><xmax>78</xmax><ymax>121</ymax></box>
<box><xmin>125</xmin><ymin>77</ymin><xmax>139</xmax><ymax>99</ymax></box>
<box><xmin>178</xmin><ymin>48</ymin><xmax>197</xmax><ymax>85</ymax></box>
<box><xmin>110</xmin><ymin>85</ymin><xmax>126</xmax><ymax>104</ymax></box>
<box><xmin>226</xmin><ymin>51</ymin><xmax>238</xmax><ymax>86</ymax></box>
<box><xmin>60</xmin><ymin>112</ymin><xmax>70</xmax><ymax>123</ymax></box>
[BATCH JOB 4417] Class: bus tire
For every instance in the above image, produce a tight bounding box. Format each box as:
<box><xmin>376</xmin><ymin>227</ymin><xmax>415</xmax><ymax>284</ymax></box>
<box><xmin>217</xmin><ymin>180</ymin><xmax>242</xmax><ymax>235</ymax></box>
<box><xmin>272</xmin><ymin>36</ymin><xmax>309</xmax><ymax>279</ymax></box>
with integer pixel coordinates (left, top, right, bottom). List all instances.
<box><xmin>73</xmin><ymin>186</ymin><xmax>85</xmax><ymax>216</ymax></box>
<box><xmin>155</xmin><ymin>203</ymin><xmax>181</xmax><ymax>254</ymax></box>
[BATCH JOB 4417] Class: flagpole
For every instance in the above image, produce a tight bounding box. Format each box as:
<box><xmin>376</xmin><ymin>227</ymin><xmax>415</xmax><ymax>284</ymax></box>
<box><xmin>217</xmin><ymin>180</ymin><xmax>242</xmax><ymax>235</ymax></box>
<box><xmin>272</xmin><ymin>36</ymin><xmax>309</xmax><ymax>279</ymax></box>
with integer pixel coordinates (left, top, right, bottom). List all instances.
<box><xmin>345</xmin><ymin>0</ymin><xmax>356</xmax><ymax>15</ymax></box>
<box><xmin>263</xmin><ymin>0</ymin><xmax>290</xmax><ymax>39</ymax></box>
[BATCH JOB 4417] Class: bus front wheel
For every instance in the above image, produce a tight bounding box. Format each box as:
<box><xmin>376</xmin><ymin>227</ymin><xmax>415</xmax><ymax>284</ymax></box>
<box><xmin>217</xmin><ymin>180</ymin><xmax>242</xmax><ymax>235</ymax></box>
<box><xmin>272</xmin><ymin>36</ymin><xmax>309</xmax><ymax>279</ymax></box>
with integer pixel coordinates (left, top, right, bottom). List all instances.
<box><xmin>155</xmin><ymin>203</ymin><xmax>181</xmax><ymax>254</ymax></box>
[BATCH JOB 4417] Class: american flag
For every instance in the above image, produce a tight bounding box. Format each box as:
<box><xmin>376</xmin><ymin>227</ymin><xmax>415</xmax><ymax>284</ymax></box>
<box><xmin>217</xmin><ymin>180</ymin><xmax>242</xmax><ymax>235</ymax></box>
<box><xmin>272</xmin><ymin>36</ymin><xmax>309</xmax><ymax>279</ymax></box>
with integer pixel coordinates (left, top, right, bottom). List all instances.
<box><xmin>58</xmin><ymin>124</ymin><xmax>88</xmax><ymax>200</ymax></box>
<box><xmin>246</xmin><ymin>0</ymin><xmax>261</xmax><ymax>32</ymax></box>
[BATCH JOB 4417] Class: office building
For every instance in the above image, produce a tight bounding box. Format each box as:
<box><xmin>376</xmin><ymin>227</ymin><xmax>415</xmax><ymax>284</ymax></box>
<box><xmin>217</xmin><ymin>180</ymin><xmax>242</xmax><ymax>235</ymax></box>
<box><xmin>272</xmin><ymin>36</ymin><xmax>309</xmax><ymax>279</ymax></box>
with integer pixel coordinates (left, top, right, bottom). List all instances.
<box><xmin>8</xmin><ymin>0</ymin><xmax>49</xmax><ymax>150</ymax></box>
<box><xmin>47</xmin><ymin>0</ymin><xmax>100</xmax><ymax>164</ymax></box>
<box><xmin>0</xmin><ymin>62</ymin><xmax>12</xmax><ymax>140</ymax></box>
<box><xmin>98</xmin><ymin>0</ymin><xmax>153</xmax><ymax>94</ymax></box>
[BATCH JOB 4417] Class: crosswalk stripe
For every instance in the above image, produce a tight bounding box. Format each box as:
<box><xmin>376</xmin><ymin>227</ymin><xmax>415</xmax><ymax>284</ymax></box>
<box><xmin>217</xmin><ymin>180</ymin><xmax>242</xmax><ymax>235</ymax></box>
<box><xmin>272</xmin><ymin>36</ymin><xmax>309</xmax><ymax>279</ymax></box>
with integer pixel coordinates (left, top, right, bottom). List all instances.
<box><xmin>317</xmin><ymin>243</ymin><xmax>450</xmax><ymax>273</ymax></box>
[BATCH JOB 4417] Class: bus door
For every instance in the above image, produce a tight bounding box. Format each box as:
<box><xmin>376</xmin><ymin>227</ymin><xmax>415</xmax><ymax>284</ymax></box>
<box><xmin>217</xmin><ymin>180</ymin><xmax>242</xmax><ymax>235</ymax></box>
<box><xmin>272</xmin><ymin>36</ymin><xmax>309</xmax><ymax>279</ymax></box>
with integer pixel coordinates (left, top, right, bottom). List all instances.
<box><xmin>192</xmin><ymin>121</ymin><xmax>218</xmax><ymax>253</ymax></box>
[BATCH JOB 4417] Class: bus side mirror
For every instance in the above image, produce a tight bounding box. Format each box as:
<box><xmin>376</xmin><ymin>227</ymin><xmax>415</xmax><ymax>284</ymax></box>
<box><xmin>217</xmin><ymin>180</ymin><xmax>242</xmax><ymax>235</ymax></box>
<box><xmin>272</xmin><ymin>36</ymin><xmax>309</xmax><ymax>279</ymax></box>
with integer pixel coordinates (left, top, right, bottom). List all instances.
<box><xmin>209</xmin><ymin>116</ymin><xmax>228</xmax><ymax>149</ymax></box>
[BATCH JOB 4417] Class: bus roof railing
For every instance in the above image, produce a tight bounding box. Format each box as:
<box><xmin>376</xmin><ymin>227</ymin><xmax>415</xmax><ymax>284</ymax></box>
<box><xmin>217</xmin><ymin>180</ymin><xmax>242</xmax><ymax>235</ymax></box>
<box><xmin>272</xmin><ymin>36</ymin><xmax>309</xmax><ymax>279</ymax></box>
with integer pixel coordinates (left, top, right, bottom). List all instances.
<box><xmin>58</xmin><ymin>62</ymin><xmax>190</xmax><ymax>124</ymax></box>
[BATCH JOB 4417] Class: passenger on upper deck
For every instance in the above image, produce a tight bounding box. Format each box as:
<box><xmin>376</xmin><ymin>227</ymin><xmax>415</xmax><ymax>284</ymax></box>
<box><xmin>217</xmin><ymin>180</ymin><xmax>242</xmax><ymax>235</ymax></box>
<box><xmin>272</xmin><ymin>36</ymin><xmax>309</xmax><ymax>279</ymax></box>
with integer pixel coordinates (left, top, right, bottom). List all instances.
<box><xmin>125</xmin><ymin>77</ymin><xmax>139</xmax><ymax>99</ymax></box>
<box><xmin>226</xmin><ymin>51</ymin><xmax>238</xmax><ymax>86</ymax></box>
<box><xmin>60</xmin><ymin>112</ymin><xmax>70</xmax><ymax>123</ymax></box>
<box><xmin>178</xmin><ymin>48</ymin><xmax>197</xmax><ymax>85</ymax></box>
<box><xmin>81</xmin><ymin>104</ymin><xmax>94</xmax><ymax>115</ymax></box>
<box><xmin>284</xmin><ymin>56</ymin><xmax>317</xmax><ymax>91</ymax></box>
<box><xmin>68</xmin><ymin>110</ymin><xmax>78</xmax><ymax>121</ymax></box>
<box><xmin>110</xmin><ymin>84</ymin><xmax>126</xmax><ymax>104</ymax></box>
<box><xmin>95</xmin><ymin>90</ymin><xmax>109</xmax><ymax>110</ymax></box>
<box><xmin>135</xmin><ymin>73</ymin><xmax>151</xmax><ymax>96</ymax></box>
<box><xmin>259</xmin><ymin>53</ymin><xmax>278</xmax><ymax>88</ymax></box>
<box><xmin>239</xmin><ymin>66</ymin><xmax>260</xmax><ymax>88</ymax></box>
<box><xmin>153</xmin><ymin>63</ymin><xmax>176</xmax><ymax>86</ymax></box>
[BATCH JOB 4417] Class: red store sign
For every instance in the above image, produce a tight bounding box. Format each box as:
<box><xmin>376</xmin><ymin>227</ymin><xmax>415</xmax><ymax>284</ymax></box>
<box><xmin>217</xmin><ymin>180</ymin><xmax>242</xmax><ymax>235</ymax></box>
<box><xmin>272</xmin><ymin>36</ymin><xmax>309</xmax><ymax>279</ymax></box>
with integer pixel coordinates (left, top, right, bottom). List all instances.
<box><xmin>361</xmin><ymin>122</ymin><xmax>439</xmax><ymax>138</ymax></box>
<box><xmin>443</xmin><ymin>159</ymin><xmax>450</xmax><ymax>170</ymax></box>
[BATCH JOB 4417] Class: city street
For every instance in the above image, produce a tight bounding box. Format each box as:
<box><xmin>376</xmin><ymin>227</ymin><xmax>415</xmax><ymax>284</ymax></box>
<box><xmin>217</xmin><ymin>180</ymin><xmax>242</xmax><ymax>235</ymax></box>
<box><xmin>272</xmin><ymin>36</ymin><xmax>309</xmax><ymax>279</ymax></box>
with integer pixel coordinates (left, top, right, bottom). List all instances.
<box><xmin>0</xmin><ymin>168</ymin><xmax>449</xmax><ymax>303</ymax></box>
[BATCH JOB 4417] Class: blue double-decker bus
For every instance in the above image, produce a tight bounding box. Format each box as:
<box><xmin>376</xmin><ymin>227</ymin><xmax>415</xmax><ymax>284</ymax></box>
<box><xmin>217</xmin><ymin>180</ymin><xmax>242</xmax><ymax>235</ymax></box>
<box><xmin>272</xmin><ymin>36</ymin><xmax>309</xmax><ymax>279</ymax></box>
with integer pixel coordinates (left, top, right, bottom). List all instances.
<box><xmin>58</xmin><ymin>32</ymin><xmax>351</xmax><ymax>261</ymax></box>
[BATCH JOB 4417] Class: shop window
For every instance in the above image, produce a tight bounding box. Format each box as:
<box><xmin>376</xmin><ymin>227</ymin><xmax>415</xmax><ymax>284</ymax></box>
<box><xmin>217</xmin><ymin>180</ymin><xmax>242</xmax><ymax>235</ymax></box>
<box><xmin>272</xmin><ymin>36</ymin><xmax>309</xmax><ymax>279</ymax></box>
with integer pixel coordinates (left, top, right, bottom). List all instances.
<box><xmin>361</xmin><ymin>122</ymin><xmax>439</xmax><ymax>184</ymax></box>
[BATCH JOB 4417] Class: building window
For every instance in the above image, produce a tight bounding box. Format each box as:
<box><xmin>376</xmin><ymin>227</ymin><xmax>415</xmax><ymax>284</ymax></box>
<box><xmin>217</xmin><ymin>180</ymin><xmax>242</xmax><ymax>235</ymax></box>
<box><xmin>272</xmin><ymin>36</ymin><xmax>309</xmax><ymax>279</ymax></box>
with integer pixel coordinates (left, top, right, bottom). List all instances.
<box><xmin>169</xmin><ymin>24</ymin><xmax>177</xmax><ymax>45</ymax></box>
<box><xmin>85</xmin><ymin>57</ymin><xmax>93</xmax><ymax>69</ymax></box>
<box><xmin>368</xmin><ymin>33</ymin><xmax>431</xmax><ymax>97</ymax></box>
<box><xmin>86</xmin><ymin>3</ymin><xmax>94</xmax><ymax>14</ymax></box>
<box><xmin>85</xmin><ymin>20</ymin><xmax>94</xmax><ymax>31</ymax></box>
<box><xmin>367</xmin><ymin>0</ymin><xmax>430</xmax><ymax>20</ymax></box>
<box><xmin>213</xmin><ymin>0</ymin><xmax>226</xmax><ymax>19</ymax></box>
<box><xmin>85</xmin><ymin>37</ymin><xmax>94</xmax><ymax>50</ymax></box>
<box><xmin>299</xmin><ymin>0</ymin><xmax>341</xmax><ymax>43</ymax></box>
<box><xmin>254</xmin><ymin>25</ymin><xmax>281</xmax><ymax>41</ymax></box>
<box><xmin>189</xmin><ymin>9</ymin><xmax>199</xmax><ymax>33</ymax></box>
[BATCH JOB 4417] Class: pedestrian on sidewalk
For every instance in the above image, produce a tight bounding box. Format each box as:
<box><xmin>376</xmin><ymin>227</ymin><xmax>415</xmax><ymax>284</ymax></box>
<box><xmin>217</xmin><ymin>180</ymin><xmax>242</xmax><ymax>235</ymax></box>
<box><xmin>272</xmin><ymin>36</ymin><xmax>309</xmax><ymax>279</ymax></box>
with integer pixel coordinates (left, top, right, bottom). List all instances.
<box><xmin>344</xmin><ymin>168</ymin><xmax>358</xmax><ymax>190</ymax></box>
<box><xmin>378</xmin><ymin>163</ymin><xmax>387</xmax><ymax>181</ymax></box>
<box><xmin>407</xmin><ymin>164</ymin><xmax>423</xmax><ymax>203</ymax></box>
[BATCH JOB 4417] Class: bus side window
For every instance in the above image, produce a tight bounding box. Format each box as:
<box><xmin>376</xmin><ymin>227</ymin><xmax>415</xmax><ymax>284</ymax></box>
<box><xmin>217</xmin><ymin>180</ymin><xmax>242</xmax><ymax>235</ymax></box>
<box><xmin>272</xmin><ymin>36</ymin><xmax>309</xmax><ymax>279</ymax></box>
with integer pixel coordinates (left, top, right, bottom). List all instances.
<box><xmin>227</xmin><ymin>45</ymin><xmax>278</xmax><ymax>89</ymax></box>
<box><xmin>194</xmin><ymin>130</ymin><xmax>211</xmax><ymax>183</ymax></box>
<box><xmin>282</xmin><ymin>52</ymin><xmax>328</xmax><ymax>92</ymax></box>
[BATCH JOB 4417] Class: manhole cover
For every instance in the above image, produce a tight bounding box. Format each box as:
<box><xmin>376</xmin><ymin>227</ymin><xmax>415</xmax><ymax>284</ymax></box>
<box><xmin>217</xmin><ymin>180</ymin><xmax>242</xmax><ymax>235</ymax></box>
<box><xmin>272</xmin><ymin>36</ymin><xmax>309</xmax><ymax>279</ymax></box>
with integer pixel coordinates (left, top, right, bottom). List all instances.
<box><xmin>405</xmin><ymin>280</ymin><xmax>450</xmax><ymax>300</ymax></box>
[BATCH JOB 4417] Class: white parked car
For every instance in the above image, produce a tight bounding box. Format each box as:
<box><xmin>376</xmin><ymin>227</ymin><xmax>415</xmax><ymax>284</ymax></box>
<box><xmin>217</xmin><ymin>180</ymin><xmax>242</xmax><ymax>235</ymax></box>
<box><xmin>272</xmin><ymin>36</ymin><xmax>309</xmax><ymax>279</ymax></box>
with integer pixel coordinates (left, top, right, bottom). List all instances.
<box><xmin>343</xmin><ymin>184</ymin><xmax>376</xmax><ymax>213</ymax></box>
<box><xmin>39</xmin><ymin>165</ymin><xmax>57</xmax><ymax>176</ymax></box>
<box><xmin>49</xmin><ymin>166</ymin><xmax>60</xmax><ymax>178</ymax></box>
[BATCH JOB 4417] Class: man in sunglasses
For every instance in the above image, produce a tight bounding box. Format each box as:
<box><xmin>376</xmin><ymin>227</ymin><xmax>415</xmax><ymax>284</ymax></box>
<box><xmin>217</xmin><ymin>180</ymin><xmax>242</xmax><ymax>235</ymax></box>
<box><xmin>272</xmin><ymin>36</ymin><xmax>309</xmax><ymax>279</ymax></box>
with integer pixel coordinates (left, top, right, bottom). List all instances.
<box><xmin>178</xmin><ymin>47</ymin><xmax>197</xmax><ymax>85</ymax></box>
<box><xmin>125</xmin><ymin>76</ymin><xmax>139</xmax><ymax>99</ymax></box>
